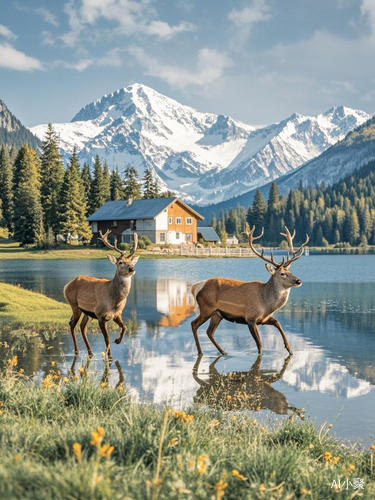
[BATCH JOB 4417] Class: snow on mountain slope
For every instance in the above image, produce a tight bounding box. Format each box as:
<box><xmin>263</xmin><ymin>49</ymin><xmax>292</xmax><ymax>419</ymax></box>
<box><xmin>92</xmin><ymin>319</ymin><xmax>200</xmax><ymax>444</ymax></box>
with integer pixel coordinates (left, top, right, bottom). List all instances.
<box><xmin>30</xmin><ymin>83</ymin><xmax>370</xmax><ymax>205</ymax></box>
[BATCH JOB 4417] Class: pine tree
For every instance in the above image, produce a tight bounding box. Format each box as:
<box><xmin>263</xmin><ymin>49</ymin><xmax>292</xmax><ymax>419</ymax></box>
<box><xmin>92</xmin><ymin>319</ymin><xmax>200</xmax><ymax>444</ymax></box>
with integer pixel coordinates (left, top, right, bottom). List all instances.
<box><xmin>143</xmin><ymin>168</ymin><xmax>155</xmax><ymax>198</ymax></box>
<box><xmin>81</xmin><ymin>163</ymin><xmax>92</xmax><ymax>210</ymax></box>
<box><xmin>123</xmin><ymin>166</ymin><xmax>141</xmax><ymax>200</ymax></box>
<box><xmin>0</xmin><ymin>145</ymin><xmax>14</xmax><ymax>232</ymax></box>
<box><xmin>248</xmin><ymin>190</ymin><xmax>267</xmax><ymax>229</ymax></box>
<box><xmin>110</xmin><ymin>168</ymin><xmax>125</xmax><ymax>200</ymax></box>
<box><xmin>40</xmin><ymin>124</ymin><xmax>64</xmax><ymax>235</ymax></box>
<box><xmin>102</xmin><ymin>162</ymin><xmax>111</xmax><ymax>201</ymax></box>
<box><xmin>89</xmin><ymin>155</ymin><xmax>106</xmax><ymax>213</ymax></box>
<box><xmin>13</xmin><ymin>145</ymin><xmax>44</xmax><ymax>245</ymax></box>
<box><xmin>58</xmin><ymin>149</ymin><xmax>92</xmax><ymax>242</ymax></box>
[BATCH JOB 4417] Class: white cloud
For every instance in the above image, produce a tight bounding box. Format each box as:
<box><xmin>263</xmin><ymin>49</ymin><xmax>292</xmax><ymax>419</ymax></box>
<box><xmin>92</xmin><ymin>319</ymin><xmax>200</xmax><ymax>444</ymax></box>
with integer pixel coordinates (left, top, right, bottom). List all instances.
<box><xmin>0</xmin><ymin>42</ymin><xmax>42</xmax><ymax>71</ymax></box>
<box><xmin>361</xmin><ymin>0</ymin><xmax>375</xmax><ymax>37</ymax></box>
<box><xmin>55</xmin><ymin>58</ymin><xmax>93</xmax><ymax>71</ymax></box>
<box><xmin>61</xmin><ymin>0</ymin><xmax>194</xmax><ymax>47</ymax></box>
<box><xmin>97</xmin><ymin>48</ymin><xmax>124</xmax><ymax>67</ymax></box>
<box><xmin>0</xmin><ymin>24</ymin><xmax>17</xmax><ymax>40</ymax></box>
<box><xmin>129</xmin><ymin>46</ymin><xmax>231</xmax><ymax>88</ymax></box>
<box><xmin>36</xmin><ymin>7</ymin><xmax>59</xmax><ymax>27</ymax></box>
<box><xmin>228</xmin><ymin>0</ymin><xmax>271</xmax><ymax>46</ymax></box>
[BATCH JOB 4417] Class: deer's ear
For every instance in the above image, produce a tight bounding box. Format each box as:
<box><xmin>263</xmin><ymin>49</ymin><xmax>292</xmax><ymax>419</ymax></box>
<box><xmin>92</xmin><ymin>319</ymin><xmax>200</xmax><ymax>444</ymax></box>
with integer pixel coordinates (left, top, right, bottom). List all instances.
<box><xmin>265</xmin><ymin>263</ymin><xmax>275</xmax><ymax>275</ymax></box>
<box><xmin>107</xmin><ymin>254</ymin><xmax>117</xmax><ymax>265</ymax></box>
<box><xmin>132</xmin><ymin>256</ymin><xmax>140</xmax><ymax>265</ymax></box>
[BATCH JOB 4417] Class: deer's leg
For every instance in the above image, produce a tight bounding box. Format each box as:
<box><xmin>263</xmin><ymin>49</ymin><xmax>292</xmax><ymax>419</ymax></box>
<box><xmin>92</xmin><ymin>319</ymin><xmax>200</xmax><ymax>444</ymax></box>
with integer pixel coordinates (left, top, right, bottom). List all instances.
<box><xmin>191</xmin><ymin>311</ymin><xmax>212</xmax><ymax>355</ymax></box>
<box><xmin>113</xmin><ymin>315</ymin><xmax>127</xmax><ymax>344</ymax></box>
<box><xmin>98</xmin><ymin>317</ymin><xmax>112</xmax><ymax>359</ymax></box>
<box><xmin>264</xmin><ymin>317</ymin><xmax>293</xmax><ymax>355</ymax></box>
<box><xmin>80</xmin><ymin>315</ymin><xmax>93</xmax><ymax>357</ymax></box>
<box><xmin>247</xmin><ymin>320</ymin><xmax>263</xmax><ymax>354</ymax></box>
<box><xmin>206</xmin><ymin>312</ymin><xmax>225</xmax><ymax>355</ymax></box>
<box><xmin>69</xmin><ymin>307</ymin><xmax>82</xmax><ymax>355</ymax></box>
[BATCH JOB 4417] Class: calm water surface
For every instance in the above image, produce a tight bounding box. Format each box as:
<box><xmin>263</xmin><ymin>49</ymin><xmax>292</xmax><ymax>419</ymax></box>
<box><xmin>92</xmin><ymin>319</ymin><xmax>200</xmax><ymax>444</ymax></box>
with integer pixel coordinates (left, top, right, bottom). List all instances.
<box><xmin>0</xmin><ymin>255</ymin><xmax>374</xmax><ymax>444</ymax></box>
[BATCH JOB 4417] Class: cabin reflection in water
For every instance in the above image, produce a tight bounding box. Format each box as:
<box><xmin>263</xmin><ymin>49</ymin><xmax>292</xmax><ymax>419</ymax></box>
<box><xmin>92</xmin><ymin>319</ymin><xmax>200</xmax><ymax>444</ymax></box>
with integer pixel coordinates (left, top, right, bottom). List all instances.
<box><xmin>128</xmin><ymin>278</ymin><xmax>194</xmax><ymax>327</ymax></box>
<box><xmin>193</xmin><ymin>355</ymin><xmax>298</xmax><ymax>415</ymax></box>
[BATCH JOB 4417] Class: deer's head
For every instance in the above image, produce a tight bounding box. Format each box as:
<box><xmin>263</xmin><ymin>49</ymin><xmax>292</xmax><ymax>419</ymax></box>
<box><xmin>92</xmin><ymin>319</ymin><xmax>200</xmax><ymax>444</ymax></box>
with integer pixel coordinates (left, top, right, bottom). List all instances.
<box><xmin>99</xmin><ymin>230</ymin><xmax>139</xmax><ymax>278</ymax></box>
<box><xmin>248</xmin><ymin>226</ymin><xmax>309</xmax><ymax>290</ymax></box>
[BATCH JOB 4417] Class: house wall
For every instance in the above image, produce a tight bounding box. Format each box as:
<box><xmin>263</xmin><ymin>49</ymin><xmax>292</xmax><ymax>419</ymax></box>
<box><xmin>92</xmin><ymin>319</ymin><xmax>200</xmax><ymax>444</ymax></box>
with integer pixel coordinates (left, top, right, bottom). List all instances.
<box><xmin>167</xmin><ymin>201</ymin><xmax>198</xmax><ymax>243</ymax></box>
<box><xmin>91</xmin><ymin>220</ymin><xmax>133</xmax><ymax>243</ymax></box>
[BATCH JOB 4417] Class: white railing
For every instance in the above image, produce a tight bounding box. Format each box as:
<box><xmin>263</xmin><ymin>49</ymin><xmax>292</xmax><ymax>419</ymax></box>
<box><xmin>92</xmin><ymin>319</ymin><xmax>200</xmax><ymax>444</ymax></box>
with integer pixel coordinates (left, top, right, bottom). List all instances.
<box><xmin>148</xmin><ymin>246</ymin><xmax>257</xmax><ymax>257</ymax></box>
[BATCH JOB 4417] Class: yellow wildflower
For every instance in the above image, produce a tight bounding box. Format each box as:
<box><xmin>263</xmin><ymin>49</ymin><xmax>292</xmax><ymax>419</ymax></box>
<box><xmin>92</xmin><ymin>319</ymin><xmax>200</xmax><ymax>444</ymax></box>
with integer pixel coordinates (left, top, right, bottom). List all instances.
<box><xmin>79</xmin><ymin>367</ymin><xmax>85</xmax><ymax>375</ymax></box>
<box><xmin>187</xmin><ymin>459</ymin><xmax>194</xmax><ymax>469</ymax></box>
<box><xmin>347</xmin><ymin>463</ymin><xmax>355</xmax><ymax>473</ymax></box>
<box><xmin>73</xmin><ymin>374</ymin><xmax>79</xmax><ymax>381</ymax></box>
<box><xmin>259</xmin><ymin>483</ymin><xmax>266</xmax><ymax>496</ymax></box>
<box><xmin>228</xmin><ymin>372</ymin><xmax>233</xmax><ymax>378</ymax></box>
<box><xmin>308</xmin><ymin>443</ymin><xmax>314</xmax><ymax>449</ymax></box>
<box><xmin>300</xmin><ymin>487</ymin><xmax>311</xmax><ymax>495</ymax></box>
<box><xmin>232</xmin><ymin>469</ymin><xmax>247</xmax><ymax>481</ymax></box>
<box><xmin>330</xmin><ymin>457</ymin><xmax>340</xmax><ymax>465</ymax></box>
<box><xmin>197</xmin><ymin>454</ymin><xmax>209</xmax><ymax>474</ymax></box>
<box><xmin>208</xmin><ymin>419</ymin><xmax>220</xmax><ymax>428</ymax></box>
<box><xmin>99</xmin><ymin>443</ymin><xmax>114</xmax><ymax>458</ymax></box>
<box><xmin>232</xmin><ymin>416</ymin><xmax>237</xmax><ymax>422</ymax></box>
<box><xmin>72</xmin><ymin>442</ymin><xmax>82</xmax><ymax>459</ymax></box>
<box><xmin>19</xmin><ymin>368</ymin><xmax>24</xmax><ymax>374</ymax></box>
<box><xmin>43</xmin><ymin>374</ymin><xmax>54</xmax><ymax>389</ymax></box>
<box><xmin>8</xmin><ymin>355</ymin><xmax>18</xmax><ymax>367</ymax></box>
<box><xmin>328</xmin><ymin>424</ymin><xmax>333</xmax><ymax>429</ymax></box>
<box><xmin>50</xmin><ymin>361</ymin><xmax>56</xmax><ymax>367</ymax></box>
<box><xmin>173</xmin><ymin>410</ymin><xmax>194</xmax><ymax>423</ymax></box>
<box><xmin>14</xmin><ymin>455</ymin><xmax>21</xmax><ymax>461</ymax></box>
<box><xmin>63</xmin><ymin>377</ymin><xmax>69</xmax><ymax>383</ymax></box>
<box><xmin>215</xmin><ymin>479</ymin><xmax>228</xmax><ymax>498</ymax></box>
<box><xmin>370</xmin><ymin>444</ymin><xmax>375</xmax><ymax>451</ymax></box>
<box><xmin>226</xmin><ymin>395</ymin><xmax>232</xmax><ymax>401</ymax></box>
<box><xmin>260</xmin><ymin>426</ymin><xmax>266</xmax><ymax>433</ymax></box>
<box><xmin>185</xmin><ymin>414</ymin><xmax>194</xmax><ymax>423</ymax></box>
<box><xmin>100</xmin><ymin>382</ymin><xmax>107</xmax><ymax>389</ymax></box>
<box><xmin>117</xmin><ymin>385</ymin><xmax>124</xmax><ymax>392</ymax></box>
<box><xmin>90</xmin><ymin>426</ymin><xmax>105</xmax><ymax>446</ymax></box>
<box><xmin>252</xmin><ymin>419</ymin><xmax>258</xmax><ymax>425</ymax></box>
<box><xmin>168</xmin><ymin>437</ymin><xmax>178</xmax><ymax>447</ymax></box>
<box><xmin>323</xmin><ymin>451</ymin><xmax>332</xmax><ymax>461</ymax></box>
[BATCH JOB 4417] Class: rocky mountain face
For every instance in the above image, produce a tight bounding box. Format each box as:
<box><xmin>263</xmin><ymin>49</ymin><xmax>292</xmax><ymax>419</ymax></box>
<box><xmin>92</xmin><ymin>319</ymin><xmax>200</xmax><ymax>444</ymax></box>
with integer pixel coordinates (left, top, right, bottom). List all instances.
<box><xmin>30</xmin><ymin>83</ymin><xmax>370</xmax><ymax>205</ymax></box>
<box><xmin>0</xmin><ymin>100</ymin><xmax>41</xmax><ymax>150</ymax></box>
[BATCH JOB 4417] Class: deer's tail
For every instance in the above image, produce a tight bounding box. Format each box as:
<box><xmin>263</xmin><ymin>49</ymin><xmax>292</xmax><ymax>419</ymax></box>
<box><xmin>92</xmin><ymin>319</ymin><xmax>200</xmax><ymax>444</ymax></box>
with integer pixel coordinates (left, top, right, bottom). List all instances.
<box><xmin>191</xmin><ymin>280</ymin><xmax>207</xmax><ymax>314</ymax></box>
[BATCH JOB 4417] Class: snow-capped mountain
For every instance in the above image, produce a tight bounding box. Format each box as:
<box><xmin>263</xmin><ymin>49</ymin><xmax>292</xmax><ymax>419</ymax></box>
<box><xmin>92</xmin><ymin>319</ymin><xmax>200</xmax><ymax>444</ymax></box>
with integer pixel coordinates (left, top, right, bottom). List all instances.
<box><xmin>275</xmin><ymin>114</ymin><xmax>375</xmax><ymax>194</ymax></box>
<box><xmin>30</xmin><ymin>84</ymin><xmax>370</xmax><ymax>205</ymax></box>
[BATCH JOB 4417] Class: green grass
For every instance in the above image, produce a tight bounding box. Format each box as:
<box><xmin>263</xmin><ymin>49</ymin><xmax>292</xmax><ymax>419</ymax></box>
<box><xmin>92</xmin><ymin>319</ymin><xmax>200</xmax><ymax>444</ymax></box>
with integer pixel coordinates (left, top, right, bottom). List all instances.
<box><xmin>0</xmin><ymin>366</ymin><xmax>374</xmax><ymax>499</ymax></box>
<box><xmin>0</xmin><ymin>282</ymin><xmax>70</xmax><ymax>329</ymax></box>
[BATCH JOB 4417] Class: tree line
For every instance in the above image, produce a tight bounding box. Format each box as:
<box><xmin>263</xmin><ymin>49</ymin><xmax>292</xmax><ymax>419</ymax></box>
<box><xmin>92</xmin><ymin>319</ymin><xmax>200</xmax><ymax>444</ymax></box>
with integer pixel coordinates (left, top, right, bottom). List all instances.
<box><xmin>0</xmin><ymin>124</ymin><xmax>173</xmax><ymax>245</ymax></box>
<box><xmin>212</xmin><ymin>161</ymin><xmax>375</xmax><ymax>247</ymax></box>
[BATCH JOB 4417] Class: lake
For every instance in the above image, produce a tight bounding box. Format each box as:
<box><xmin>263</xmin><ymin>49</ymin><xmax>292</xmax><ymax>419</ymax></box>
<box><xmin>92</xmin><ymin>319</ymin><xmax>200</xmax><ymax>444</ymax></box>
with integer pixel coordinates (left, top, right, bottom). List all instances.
<box><xmin>1</xmin><ymin>255</ymin><xmax>375</xmax><ymax>445</ymax></box>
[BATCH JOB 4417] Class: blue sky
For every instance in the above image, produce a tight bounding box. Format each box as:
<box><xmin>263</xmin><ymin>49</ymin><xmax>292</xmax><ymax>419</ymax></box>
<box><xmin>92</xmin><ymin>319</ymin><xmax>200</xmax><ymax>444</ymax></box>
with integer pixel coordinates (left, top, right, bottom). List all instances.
<box><xmin>1</xmin><ymin>0</ymin><xmax>374</xmax><ymax>127</ymax></box>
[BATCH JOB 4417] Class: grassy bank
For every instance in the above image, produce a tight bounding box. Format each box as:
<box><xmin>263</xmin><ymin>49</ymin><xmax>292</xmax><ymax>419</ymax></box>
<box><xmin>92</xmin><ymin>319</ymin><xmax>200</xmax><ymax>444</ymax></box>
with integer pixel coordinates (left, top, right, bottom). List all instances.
<box><xmin>0</xmin><ymin>282</ymin><xmax>69</xmax><ymax>329</ymax></box>
<box><xmin>0</xmin><ymin>367</ymin><xmax>374</xmax><ymax>499</ymax></box>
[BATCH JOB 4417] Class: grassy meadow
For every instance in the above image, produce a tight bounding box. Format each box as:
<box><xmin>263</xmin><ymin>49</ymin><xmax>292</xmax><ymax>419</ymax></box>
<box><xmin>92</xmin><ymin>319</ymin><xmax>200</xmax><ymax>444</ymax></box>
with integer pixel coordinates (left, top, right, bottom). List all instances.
<box><xmin>0</xmin><ymin>363</ymin><xmax>374</xmax><ymax>499</ymax></box>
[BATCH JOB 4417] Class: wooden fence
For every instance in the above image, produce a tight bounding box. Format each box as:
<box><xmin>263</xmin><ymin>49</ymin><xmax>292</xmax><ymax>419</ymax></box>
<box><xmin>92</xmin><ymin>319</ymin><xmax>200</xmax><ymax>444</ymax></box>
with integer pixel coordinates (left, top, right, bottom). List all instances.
<box><xmin>148</xmin><ymin>246</ymin><xmax>257</xmax><ymax>257</ymax></box>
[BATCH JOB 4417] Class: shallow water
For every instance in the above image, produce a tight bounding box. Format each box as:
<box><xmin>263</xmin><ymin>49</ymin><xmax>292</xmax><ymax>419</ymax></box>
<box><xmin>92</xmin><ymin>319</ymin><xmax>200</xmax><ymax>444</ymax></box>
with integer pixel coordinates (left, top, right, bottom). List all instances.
<box><xmin>0</xmin><ymin>255</ymin><xmax>375</xmax><ymax>444</ymax></box>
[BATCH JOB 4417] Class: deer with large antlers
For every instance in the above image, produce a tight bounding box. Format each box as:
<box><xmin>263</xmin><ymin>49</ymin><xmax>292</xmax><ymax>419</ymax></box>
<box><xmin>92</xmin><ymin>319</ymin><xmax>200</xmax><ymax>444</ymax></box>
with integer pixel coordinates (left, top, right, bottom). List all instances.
<box><xmin>191</xmin><ymin>226</ymin><xmax>309</xmax><ymax>356</ymax></box>
<box><xmin>64</xmin><ymin>230</ymin><xmax>139</xmax><ymax>358</ymax></box>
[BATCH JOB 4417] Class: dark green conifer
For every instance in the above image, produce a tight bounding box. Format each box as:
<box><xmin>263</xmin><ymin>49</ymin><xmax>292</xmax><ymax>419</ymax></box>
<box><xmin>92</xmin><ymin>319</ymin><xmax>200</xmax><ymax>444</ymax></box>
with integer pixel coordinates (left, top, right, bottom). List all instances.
<box><xmin>0</xmin><ymin>145</ymin><xmax>14</xmax><ymax>232</ymax></box>
<box><xmin>123</xmin><ymin>166</ymin><xmax>141</xmax><ymax>200</ymax></box>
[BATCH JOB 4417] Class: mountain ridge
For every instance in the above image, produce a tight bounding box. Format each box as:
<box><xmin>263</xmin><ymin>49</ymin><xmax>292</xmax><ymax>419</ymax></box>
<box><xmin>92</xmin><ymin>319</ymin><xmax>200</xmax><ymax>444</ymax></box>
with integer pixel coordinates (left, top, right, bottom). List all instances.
<box><xmin>0</xmin><ymin>100</ymin><xmax>41</xmax><ymax>150</ymax></box>
<box><xmin>30</xmin><ymin>83</ymin><xmax>370</xmax><ymax>205</ymax></box>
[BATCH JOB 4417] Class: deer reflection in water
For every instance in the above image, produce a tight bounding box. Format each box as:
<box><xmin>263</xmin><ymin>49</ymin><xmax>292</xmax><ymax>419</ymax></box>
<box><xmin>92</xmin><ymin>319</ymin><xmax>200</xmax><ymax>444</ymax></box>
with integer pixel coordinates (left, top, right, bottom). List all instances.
<box><xmin>193</xmin><ymin>355</ymin><xmax>300</xmax><ymax>416</ymax></box>
<box><xmin>70</xmin><ymin>355</ymin><xmax>125</xmax><ymax>389</ymax></box>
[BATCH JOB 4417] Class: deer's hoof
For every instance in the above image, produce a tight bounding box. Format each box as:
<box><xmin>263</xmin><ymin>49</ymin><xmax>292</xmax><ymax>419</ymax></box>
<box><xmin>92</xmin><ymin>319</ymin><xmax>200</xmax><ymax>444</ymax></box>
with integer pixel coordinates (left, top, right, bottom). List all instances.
<box><xmin>114</xmin><ymin>338</ymin><xmax>121</xmax><ymax>344</ymax></box>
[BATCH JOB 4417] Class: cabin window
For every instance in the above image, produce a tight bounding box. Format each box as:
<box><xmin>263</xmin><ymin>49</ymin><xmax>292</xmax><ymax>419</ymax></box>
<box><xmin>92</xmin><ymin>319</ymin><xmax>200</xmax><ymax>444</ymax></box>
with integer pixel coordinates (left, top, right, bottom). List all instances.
<box><xmin>186</xmin><ymin>217</ymin><xmax>192</xmax><ymax>225</ymax></box>
<box><xmin>168</xmin><ymin>217</ymin><xmax>173</xmax><ymax>224</ymax></box>
<box><xmin>91</xmin><ymin>222</ymin><xmax>98</xmax><ymax>232</ymax></box>
<box><xmin>186</xmin><ymin>233</ymin><xmax>192</xmax><ymax>241</ymax></box>
<box><xmin>176</xmin><ymin>217</ymin><xmax>182</xmax><ymax>224</ymax></box>
<box><xmin>160</xmin><ymin>232</ymin><xmax>166</xmax><ymax>242</ymax></box>
<box><xmin>176</xmin><ymin>232</ymin><xmax>180</xmax><ymax>240</ymax></box>
<box><xmin>112</xmin><ymin>220</ymin><xmax>118</xmax><ymax>227</ymax></box>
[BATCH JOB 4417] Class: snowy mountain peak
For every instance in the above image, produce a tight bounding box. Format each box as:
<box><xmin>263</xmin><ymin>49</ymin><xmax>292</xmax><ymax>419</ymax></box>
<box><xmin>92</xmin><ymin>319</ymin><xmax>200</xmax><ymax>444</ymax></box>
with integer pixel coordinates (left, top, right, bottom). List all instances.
<box><xmin>30</xmin><ymin>84</ymin><xmax>371</xmax><ymax>206</ymax></box>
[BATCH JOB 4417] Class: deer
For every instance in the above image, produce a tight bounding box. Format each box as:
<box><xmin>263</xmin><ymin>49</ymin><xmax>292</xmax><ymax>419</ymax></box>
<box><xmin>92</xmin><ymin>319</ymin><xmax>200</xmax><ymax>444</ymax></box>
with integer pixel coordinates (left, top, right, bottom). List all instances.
<box><xmin>191</xmin><ymin>226</ymin><xmax>309</xmax><ymax>356</ymax></box>
<box><xmin>63</xmin><ymin>230</ymin><xmax>139</xmax><ymax>359</ymax></box>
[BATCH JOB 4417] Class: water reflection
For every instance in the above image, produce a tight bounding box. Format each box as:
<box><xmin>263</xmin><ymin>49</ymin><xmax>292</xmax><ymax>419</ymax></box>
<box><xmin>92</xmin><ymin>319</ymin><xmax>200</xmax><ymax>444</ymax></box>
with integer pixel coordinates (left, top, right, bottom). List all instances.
<box><xmin>193</xmin><ymin>354</ymin><xmax>299</xmax><ymax>415</ymax></box>
<box><xmin>1</xmin><ymin>256</ymin><xmax>375</xmax><ymax>443</ymax></box>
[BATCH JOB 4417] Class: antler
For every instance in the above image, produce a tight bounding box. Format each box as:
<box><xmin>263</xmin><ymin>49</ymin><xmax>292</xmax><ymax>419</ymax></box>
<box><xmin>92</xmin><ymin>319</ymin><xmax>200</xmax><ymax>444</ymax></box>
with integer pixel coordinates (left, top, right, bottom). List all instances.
<box><xmin>280</xmin><ymin>226</ymin><xmax>309</xmax><ymax>267</ymax></box>
<box><xmin>247</xmin><ymin>225</ymin><xmax>285</xmax><ymax>268</ymax></box>
<box><xmin>98</xmin><ymin>230</ymin><xmax>138</xmax><ymax>258</ymax></box>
